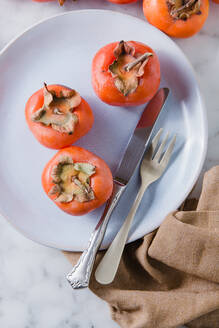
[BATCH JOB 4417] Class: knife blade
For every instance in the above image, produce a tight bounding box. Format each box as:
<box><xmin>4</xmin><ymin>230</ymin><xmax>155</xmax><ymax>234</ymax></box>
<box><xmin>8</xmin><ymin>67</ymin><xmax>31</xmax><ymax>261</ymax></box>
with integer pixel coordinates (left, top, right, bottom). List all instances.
<box><xmin>115</xmin><ymin>87</ymin><xmax>169</xmax><ymax>185</ymax></box>
<box><xmin>66</xmin><ymin>87</ymin><xmax>169</xmax><ymax>289</ymax></box>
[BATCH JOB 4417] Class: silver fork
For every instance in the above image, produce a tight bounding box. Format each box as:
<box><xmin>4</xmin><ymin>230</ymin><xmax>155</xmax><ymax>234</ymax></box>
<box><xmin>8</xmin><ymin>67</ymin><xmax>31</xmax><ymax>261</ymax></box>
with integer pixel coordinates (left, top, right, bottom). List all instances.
<box><xmin>95</xmin><ymin>128</ymin><xmax>176</xmax><ymax>285</ymax></box>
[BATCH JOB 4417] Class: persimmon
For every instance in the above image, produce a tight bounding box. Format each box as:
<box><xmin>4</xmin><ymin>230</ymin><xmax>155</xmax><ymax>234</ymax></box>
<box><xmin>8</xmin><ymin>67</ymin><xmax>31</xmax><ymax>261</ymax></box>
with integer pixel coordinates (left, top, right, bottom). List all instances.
<box><xmin>42</xmin><ymin>146</ymin><xmax>113</xmax><ymax>216</ymax></box>
<box><xmin>143</xmin><ymin>0</ymin><xmax>209</xmax><ymax>38</ymax></box>
<box><xmin>25</xmin><ymin>84</ymin><xmax>94</xmax><ymax>149</ymax></box>
<box><xmin>212</xmin><ymin>0</ymin><xmax>219</xmax><ymax>3</ymax></box>
<box><xmin>92</xmin><ymin>40</ymin><xmax>160</xmax><ymax>107</ymax></box>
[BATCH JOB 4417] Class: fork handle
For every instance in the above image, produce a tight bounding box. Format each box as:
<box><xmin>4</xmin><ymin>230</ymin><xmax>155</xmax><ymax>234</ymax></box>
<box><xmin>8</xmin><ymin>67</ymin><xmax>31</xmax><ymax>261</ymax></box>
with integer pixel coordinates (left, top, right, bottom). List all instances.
<box><xmin>95</xmin><ymin>182</ymin><xmax>149</xmax><ymax>285</ymax></box>
<box><xmin>66</xmin><ymin>180</ymin><xmax>126</xmax><ymax>289</ymax></box>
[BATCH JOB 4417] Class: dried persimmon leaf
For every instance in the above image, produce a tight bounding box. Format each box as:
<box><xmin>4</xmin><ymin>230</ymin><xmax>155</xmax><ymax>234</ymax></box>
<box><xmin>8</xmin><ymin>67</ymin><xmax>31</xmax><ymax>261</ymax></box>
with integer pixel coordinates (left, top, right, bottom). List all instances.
<box><xmin>168</xmin><ymin>0</ymin><xmax>201</xmax><ymax>20</ymax></box>
<box><xmin>109</xmin><ymin>41</ymin><xmax>153</xmax><ymax>96</ymax></box>
<box><xmin>49</xmin><ymin>159</ymin><xmax>96</xmax><ymax>204</ymax></box>
<box><xmin>32</xmin><ymin>84</ymin><xmax>81</xmax><ymax>134</ymax></box>
<box><xmin>73</xmin><ymin>163</ymin><xmax>96</xmax><ymax>176</ymax></box>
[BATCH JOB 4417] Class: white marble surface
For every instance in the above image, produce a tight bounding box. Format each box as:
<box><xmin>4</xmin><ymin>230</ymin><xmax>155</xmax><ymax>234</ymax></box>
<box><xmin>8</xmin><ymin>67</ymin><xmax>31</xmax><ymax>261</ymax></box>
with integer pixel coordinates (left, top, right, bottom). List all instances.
<box><xmin>0</xmin><ymin>1</ymin><xmax>219</xmax><ymax>327</ymax></box>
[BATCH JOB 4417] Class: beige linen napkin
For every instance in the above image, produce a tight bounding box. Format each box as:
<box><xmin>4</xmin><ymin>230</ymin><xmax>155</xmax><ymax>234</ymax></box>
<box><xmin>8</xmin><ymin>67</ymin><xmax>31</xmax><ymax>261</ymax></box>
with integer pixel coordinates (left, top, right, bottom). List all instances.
<box><xmin>64</xmin><ymin>166</ymin><xmax>219</xmax><ymax>328</ymax></box>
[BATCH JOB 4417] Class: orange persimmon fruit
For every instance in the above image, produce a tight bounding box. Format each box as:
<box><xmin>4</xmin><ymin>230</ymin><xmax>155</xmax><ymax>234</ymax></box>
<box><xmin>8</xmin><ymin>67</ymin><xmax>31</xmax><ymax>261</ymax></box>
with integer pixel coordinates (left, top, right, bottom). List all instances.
<box><xmin>42</xmin><ymin>146</ymin><xmax>113</xmax><ymax>216</ymax></box>
<box><xmin>92</xmin><ymin>40</ymin><xmax>160</xmax><ymax>107</ymax></box>
<box><xmin>25</xmin><ymin>84</ymin><xmax>94</xmax><ymax>149</ymax></box>
<box><xmin>143</xmin><ymin>0</ymin><xmax>209</xmax><ymax>38</ymax></box>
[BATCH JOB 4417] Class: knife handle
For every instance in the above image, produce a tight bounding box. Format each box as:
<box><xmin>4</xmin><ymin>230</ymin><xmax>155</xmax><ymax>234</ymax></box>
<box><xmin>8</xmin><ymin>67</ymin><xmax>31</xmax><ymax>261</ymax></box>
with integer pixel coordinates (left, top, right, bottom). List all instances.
<box><xmin>66</xmin><ymin>180</ymin><xmax>126</xmax><ymax>289</ymax></box>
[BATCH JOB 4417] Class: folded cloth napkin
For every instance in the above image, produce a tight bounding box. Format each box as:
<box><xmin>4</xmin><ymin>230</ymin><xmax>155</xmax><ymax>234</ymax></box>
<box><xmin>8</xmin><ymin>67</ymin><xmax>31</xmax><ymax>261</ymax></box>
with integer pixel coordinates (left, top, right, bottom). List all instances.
<box><xmin>64</xmin><ymin>166</ymin><xmax>219</xmax><ymax>328</ymax></box>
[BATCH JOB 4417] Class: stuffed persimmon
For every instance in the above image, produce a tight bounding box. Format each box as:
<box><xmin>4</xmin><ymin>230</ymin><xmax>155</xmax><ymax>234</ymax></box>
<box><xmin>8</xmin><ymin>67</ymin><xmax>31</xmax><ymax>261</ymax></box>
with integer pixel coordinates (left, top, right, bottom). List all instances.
<box><xmin>25</xmin><ymin>84</ymin><xmax>94</xmax><ymax>149</ymax></box>
<box><xmin>92</xmin><ymin>40</ymin><xmax>160</xmax><ymax>107</ymax></box>
<box><xmin>143</xmin><ymin>0</ymin><xmax>209</xmax><ymax>38</ymax></box>
<box><xmin>42</xmin><ymin>146</ymin><xmax>113</xmax><ymax>216</ymax></box>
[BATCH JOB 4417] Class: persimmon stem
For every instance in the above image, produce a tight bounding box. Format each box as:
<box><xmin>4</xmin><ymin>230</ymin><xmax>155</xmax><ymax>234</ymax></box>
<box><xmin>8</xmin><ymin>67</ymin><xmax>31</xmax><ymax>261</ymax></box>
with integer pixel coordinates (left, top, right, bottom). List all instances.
<box><xmin>171</xmin><ymin>0</ymin><xmax>198</xmax><ymax>14</ymax></box>
<box><xmin>124</xmin><ymin>53</ymin><xmax>153</xmax><ymax>72</ymax></box>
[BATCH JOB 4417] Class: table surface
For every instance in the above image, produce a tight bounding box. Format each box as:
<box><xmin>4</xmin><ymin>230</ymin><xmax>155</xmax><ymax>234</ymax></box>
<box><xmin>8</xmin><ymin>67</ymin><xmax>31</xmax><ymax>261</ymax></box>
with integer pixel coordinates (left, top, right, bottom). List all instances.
<box><xmin>0</xmin><ymin>1</ymin><xmax>219</xmax><ymax>327</ymax></box>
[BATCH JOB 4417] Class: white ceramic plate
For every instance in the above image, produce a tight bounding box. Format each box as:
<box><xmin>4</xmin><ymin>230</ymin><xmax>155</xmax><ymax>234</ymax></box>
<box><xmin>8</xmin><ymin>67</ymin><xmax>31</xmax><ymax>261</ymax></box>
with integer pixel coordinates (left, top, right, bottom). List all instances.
<box><xmin>0</xmin><ymin>10</ymin><xmax>207</xmax><ymax>251</ymax></box>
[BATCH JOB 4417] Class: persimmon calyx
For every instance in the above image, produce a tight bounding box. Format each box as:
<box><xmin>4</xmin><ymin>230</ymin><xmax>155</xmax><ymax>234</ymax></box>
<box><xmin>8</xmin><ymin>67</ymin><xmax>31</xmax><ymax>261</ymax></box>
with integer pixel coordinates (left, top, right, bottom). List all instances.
<box><xmin>49</xmin><ymin>155</ymin><xmax>96</xmax><ymax>203</ymax></box>
<box><xmin>31</xmin><ymin>83</ymin><xmax>81</xmax><ymax>135</ymax></box>
<box><xmin>168</xmin><ymin>0</ymin><xmax>201</xmax><ymax>20</ymax></box>
<box><xmin>109</xmin><ymin>41</ymin><xmax>153</xmax><ymax>97</ymax></box>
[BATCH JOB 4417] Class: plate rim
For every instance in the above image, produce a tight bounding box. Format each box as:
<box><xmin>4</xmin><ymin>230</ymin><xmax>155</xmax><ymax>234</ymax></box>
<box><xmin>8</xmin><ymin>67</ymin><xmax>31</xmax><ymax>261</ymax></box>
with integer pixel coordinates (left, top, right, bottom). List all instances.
<box><xmin>0</xmin><ymin>9</ymin><xmax>208</xmax><ymax>250</ymax></box>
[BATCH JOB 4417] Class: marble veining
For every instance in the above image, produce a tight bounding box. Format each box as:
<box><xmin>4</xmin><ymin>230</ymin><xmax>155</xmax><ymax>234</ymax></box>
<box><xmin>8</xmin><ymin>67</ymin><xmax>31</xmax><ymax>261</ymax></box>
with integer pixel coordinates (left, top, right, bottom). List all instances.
<box><xmin>0</xmin><ymin>1</ymin><xmax>219</xmax><ymax>327</ymax></box>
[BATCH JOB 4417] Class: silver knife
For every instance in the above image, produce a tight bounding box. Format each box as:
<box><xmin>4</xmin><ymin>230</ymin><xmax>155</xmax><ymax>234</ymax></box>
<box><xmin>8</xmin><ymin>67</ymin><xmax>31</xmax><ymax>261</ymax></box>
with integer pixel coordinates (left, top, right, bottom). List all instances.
<box><xmin>66</xmin><ymin>87</ymin><xmax>169</xmax><ymax>289</ymax></box>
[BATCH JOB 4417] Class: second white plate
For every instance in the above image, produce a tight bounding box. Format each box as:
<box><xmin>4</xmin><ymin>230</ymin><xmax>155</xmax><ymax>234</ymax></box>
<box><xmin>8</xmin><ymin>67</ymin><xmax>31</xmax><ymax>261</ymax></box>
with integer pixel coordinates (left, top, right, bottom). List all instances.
<box><xmin>0</xmin><ymin>10</ymin><xmax>207</xmax><ymax>251</ymax></box>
